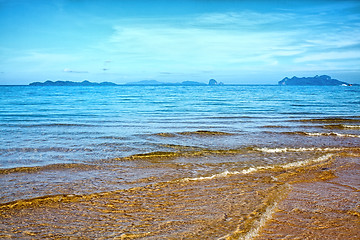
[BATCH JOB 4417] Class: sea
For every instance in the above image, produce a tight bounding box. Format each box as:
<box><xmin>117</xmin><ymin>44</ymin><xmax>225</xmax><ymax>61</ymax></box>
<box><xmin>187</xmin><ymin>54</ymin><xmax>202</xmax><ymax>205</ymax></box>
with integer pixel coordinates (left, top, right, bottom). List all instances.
<box><xmin>0</xmin><ymin>85</ymin><xmax>359</xmax><ymax>239</ymax></box>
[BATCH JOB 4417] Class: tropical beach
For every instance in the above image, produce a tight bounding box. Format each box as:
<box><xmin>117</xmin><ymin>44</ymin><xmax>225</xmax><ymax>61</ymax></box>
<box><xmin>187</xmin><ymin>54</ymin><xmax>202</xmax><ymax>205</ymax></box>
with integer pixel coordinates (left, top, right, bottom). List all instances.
<box><xmin>1</xmin><ymin>0</ymin><xmax>360</xmax><ymax>239</ymax></box>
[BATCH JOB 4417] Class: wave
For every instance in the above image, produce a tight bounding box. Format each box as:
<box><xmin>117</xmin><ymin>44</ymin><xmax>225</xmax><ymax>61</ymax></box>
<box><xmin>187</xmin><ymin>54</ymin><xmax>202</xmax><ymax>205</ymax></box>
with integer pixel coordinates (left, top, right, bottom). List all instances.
<box><xmin>98</xmin><ymin>136</ymin><xmax>128</xmax><ymax>140</ymax></box>
<box><xmin>261</xmin><ymin>125</ymin><xmax>292</xmax><ymax>128</ymax></box>
<box><xmin>254</xmin><ymin>147</ymin><xmax>349</xmax><ymax>153</ymax></box>
<box><xmin>204</xmin><ymin>116</ymin><xmax>256</xmax><ymax>119</ymax></box>
<box><xmin>121</xmin><ymin>151</ymin><xmax>184</xmax><ymax>160</ymax></box>
<box><xmin>181</xmin><ymin>154</ymin><xmax>334</xmax><ymax>182</ymax></box>
<box><xmin>0</xmin><ymin>147</ymin><xmax>93</xmax><ymax>153</ymax></box>
<box><xmin>181</xmin><ymin>170</ymin><xmax>240</xmax><ymax>181</ymax></box>
<box><xmin>113</xmin><ymin>144</ymin><xmax>355</xmax><ymax>162</ymax></box>
<box><xmin>2</xmin><ymin>145</ymin><xmax>352</xmax><ymax>173</ymax></box>
<box><xmin>156</xmin><ymin>132</ymin><xmax>178</xmax><ymax>137</ymax></box>
<box><xmin>156</xmin><ymin>130</ymin><xmax>234</xmax><ymax>137</ymax></box>
<box><xmin>0</xmin><ymin>163</ymin><xmax>98</xmax><ymax>174</ymax></box>
<box><xmin>118</xmin><ymin>148</ymin><xmax>250</xmax><ymax>161</ymax></box>
<box><xmin>299</xmin><ymin>117</ymin><xmax>360</xmax><ymax>123</ymax></box>
<box><xmin>284</xmin><ymin>131</ymin><xmax>360</xmax><ymax>138</ymax></box>
<box><xmin>157</xmin><ymin>144</ymin><xmax>205</xmax><ymax>151</ymax></box>
<box><xmin>0</xmin><ymin>193</ymin><xmax>82</xmax><ymax>209</ymax></box>
<box><xmin>323</xmin><ymin>124</ymin><xmax>360</xmax><ymax>129</ymax></box>
<box><xmin>2</xmin><ymin>123</ymin><xmax>97</xmax><ymax>128</ymax></box>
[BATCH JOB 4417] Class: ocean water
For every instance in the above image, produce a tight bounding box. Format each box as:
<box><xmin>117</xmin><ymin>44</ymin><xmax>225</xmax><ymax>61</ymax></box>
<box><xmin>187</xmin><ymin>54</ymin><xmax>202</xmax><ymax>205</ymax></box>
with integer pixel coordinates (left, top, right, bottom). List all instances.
<box><xmin>0</xmin><ymin>85</ymin><xmax>359</xmax><ymax>239</ymax></box>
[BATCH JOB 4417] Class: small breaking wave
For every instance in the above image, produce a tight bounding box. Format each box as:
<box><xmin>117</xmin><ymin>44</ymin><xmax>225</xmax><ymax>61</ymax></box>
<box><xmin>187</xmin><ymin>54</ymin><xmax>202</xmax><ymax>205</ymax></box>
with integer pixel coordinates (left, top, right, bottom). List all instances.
<box><xmin>324</xmin><ymin>124</ymin><xmax>360</xmax><ymax>129</ymax></box>
<box><xmin>254</xmin><ymin>147</ymin><xmax>346</xmax><ymax>153</ymax></box>
<box><xmin>181</xmin><ymin>170</ymin><xmax>241</xmax><ymax>181</ymax></box>
<box><xmin>284</xmin><ymin>131</ymin><xmax>360</xmax><ymax>138</ymax></box>
<box><xmin>181</xmin><ymin>154</ymin><xmax>334</xmax><ymax>182</ymax></box>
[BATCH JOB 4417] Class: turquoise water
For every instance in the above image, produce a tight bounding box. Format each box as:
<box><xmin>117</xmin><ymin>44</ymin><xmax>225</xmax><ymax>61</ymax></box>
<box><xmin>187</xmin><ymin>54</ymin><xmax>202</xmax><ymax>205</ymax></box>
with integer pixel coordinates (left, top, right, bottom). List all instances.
<box><xmin>1</xmin><ymin>85</ymin><xmax>359</xmax><ymax>169</ymax></box>
<box><xmin>1</xmin><ymin>85</ymin><xmax>360</xmax><ymax>239</ymax></box>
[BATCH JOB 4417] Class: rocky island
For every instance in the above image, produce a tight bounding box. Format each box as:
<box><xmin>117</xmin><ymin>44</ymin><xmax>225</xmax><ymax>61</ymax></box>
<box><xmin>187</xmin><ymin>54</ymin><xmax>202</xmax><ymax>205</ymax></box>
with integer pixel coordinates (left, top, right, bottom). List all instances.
<box><xmin>278</xmin><ymin>75</ymin><xmax>351</xmax><ymax>86</ymax></box>
<box><xmin>29</xmin><ymin>79</ymin><xmax>224</xmax><ymax>86</ymax></box>
<box><xmin>125</xmin><ymin>79</ymin><xmax>224</xmax><ymax>86</ymax></box>
<box><xmin>29</xmin><ymin>80</ymin><xmax>118</xmax><ymax>86</ymax></box>
<box><xmin>208</xmin><ymin>79</ymin><xmax>224</xmax><ymax>86</ymax></box>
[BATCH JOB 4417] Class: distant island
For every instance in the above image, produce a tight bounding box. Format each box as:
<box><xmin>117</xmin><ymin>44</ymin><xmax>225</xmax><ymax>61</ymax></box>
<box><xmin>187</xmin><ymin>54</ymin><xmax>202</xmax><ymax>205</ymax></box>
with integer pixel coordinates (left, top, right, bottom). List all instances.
<box><xmin>29</xmin><ymin>80</ymin><xmax>117</xmax><ymax>86</ymax></box>
<box><xmin>125</xmin><ymin>80</ymin><xmax>207</xmax><ymax>86</ymax></box>
<box><xmin>208</xmin><ymin>79</ymin><xmax>224</xmax><ymax>86</ymax></box>
<box><xmin>29</xmin><ymin>79</ymin><xmax>224</xmax><ymax>86</ymax></box>
<box><xmin>125</xmin><ymin>79</ymin><xmax>224</xmax><ymax>86</ymax></box>
<box><xmin>278</xmin><ymin>75</ymin><xmax>352</xmax><ymax>86</ymax></box>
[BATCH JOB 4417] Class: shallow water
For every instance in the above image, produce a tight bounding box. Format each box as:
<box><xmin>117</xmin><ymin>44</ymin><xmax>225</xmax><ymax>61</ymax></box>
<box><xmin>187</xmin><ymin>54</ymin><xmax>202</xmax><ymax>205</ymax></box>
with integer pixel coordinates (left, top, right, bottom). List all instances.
<box><xmin>0</xmin><ymin>85</ymin><xmax>359</xmax><ymax>239</ymax></box>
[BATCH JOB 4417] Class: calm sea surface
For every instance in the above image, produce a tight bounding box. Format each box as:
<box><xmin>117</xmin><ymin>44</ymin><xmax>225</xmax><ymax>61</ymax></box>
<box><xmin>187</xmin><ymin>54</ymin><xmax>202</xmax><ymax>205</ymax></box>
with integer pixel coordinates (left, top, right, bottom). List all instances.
<box><xmin>1</xmin><ymin>85</ymin><xmax>359</xmax><ymax>239</ymax></box>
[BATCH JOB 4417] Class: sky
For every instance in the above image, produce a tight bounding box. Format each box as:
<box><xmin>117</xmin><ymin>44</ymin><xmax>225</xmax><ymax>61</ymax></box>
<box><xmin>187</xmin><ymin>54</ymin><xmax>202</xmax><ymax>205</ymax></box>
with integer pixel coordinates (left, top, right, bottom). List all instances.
<box><xmin>1</xmin><ymin>0</ymin><xmax>360</xmax><ymax>85</ymax></box>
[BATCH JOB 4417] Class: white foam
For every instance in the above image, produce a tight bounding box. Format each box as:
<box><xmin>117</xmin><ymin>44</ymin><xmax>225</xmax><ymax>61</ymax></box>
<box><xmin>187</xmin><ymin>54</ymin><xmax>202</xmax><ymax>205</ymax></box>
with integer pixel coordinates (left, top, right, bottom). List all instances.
<box><xmin>304</xmin><ymin>132</ymin><xmax>360</xmax><ymax>138</ymax></box>
<box><xmin>241</xmin><ymin>167</ymin><xmax>267</xmax><ymax>174</ymax></box>
<box><xmin>255</xmin><ymin>147</ymin><xmax>344</xmax><ymax>153</ymax></box>
<box><xmin>255</xmin><ymin>147</ymin><xmax>314</xmax><ymax>153</ymax></box>
<box><xmin>181</xmin><ymin>154</ymin><xmax>333</xmax><ymax>182</ymax></box>
<box><xmin>281</xmin><ymin>153</ymin><xmax>333</xmax><ymax>168</ymax></box>
<box><xmin>342</xmin><ymin>125</ymin><xmax>360</xmax><ymax>129</ymax></box>
<box><xmin>181</xmin><ymin>170</ymin><xmax>240</xmax><ymax>182</ymax></box>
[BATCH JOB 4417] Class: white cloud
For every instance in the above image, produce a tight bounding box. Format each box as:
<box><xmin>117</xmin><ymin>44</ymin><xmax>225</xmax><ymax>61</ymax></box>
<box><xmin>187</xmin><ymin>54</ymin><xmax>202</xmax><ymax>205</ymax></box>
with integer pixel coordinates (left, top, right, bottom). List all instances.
<box><xmin>4</xmin><ymin>6</ymin><xmax>359</xmax><ymax>83</ymax></box>
<box><xmin>304</xmin><ymin>30</ymin><xmax>360</xmax><ymax>49</ymax></box>
<box><xmin>295</xmin><ymin>51</ymin><xmax>360</xmax><ymax>63</ymax></box>
<box><xmin>101</xmin><ymin>8</ymin><xmax>359</xmax><ymax>74</ymax></box>
<box><xmin>106</xmin><ymin>23</ymin><xmax>302</xmax><ymax>72</ymax></box>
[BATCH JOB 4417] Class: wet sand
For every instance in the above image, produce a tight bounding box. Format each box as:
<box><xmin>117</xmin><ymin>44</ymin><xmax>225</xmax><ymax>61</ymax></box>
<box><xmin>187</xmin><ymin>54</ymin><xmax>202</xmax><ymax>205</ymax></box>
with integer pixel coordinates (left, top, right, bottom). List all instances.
<box><xmin>1</xmin><ymin>150</ymin><xmax>358</xmax><ymax>239</ymax></box>
<box><xmin>255</xmin><ymin>154</ymin><xmax>360</xmax><ymax>240</ymax></box>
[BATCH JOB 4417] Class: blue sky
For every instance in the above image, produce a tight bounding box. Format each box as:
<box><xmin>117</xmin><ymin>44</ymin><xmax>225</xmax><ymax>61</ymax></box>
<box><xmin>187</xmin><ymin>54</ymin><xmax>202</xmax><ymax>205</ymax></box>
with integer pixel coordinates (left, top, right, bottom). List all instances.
<box><xmin>1</xmin><ymin>0</ymin><xmax>360</xmax><ymax>85</ymax></box>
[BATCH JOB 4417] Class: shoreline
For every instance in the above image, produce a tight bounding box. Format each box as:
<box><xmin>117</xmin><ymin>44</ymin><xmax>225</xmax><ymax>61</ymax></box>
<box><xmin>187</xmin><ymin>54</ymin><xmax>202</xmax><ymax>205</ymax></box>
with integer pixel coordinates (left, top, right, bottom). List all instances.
<box><xmin>1</xmin><ymin>150</ymin><xmax>359</xmax><ymax>239</ymax></box>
